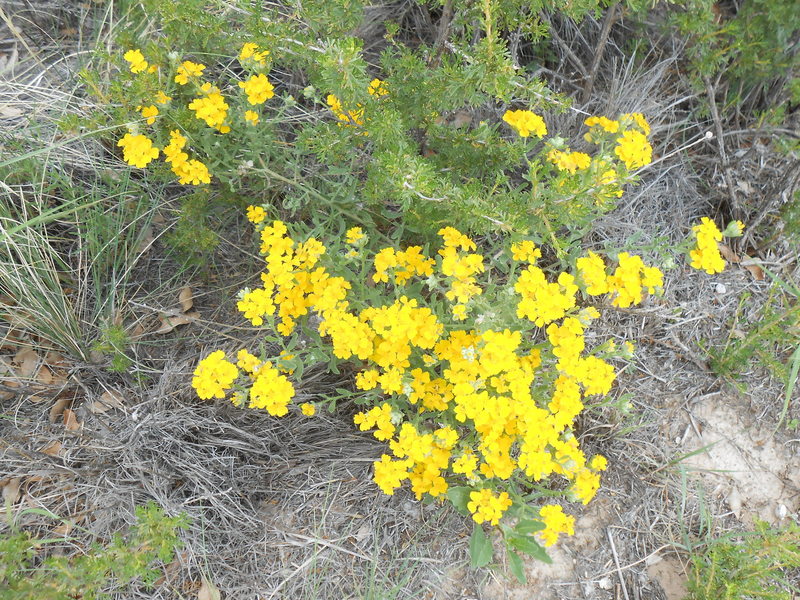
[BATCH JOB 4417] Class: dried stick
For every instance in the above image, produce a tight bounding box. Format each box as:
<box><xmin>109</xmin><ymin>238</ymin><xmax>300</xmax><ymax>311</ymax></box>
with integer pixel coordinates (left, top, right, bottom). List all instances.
<box><xmin>607</xmin><ymin>527</ymin><xmax>631</xmax><ymax>600</ymax></box>
<box><xmin>703</xmin><ymin>75</ymin><xmax>741</xmax><ymax>221</ymax></box>
<box><xmin>581</xmin><ymin>2</ymin><xmax>620</xmax><ymax>104</ymax></box>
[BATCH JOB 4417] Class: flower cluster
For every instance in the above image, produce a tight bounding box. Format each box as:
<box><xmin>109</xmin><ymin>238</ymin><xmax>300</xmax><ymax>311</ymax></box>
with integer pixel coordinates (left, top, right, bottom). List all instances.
<box><xmin>163</xmin><ymin>130</ymin><xmax>211</xmax><ymax>185</ymax></box>
<box><xmin>538</xmin><ymin>504</ymin><xmax>575</xmax><ymax>546</ymax></box>
<box><xmin>192</xmin><ymin>349</ymin><xmax>295</xmax><ymax>415</ymax></box>
<box><xmin>191</xmin><ymin>216</ymin><xmax>672</xmax><ymax>547</ymax></box>
<box><xmin>502</xmin><ymin>109</ymin><xmax>547</xmax><ymax>138</ymax></box>
<box><xmin>547</xmin><ymin>149</ymin><xmax>592</xmax><ymax>174</ymax></box>
<box><xmin>123</xmin><ymin>49</ymin><xmax>155</xmax><ymax>74</ymax></box>
<box><xmin>117</xmin><ymin>133</ymin><xmax>159</xmax><ymax>168</ymax></box>
<box><xmin>577</xmin><ymin>251</ymin><xmax>663</xmax><ymax>308</ymax></box>
<box><xmin>188</xmin><ymin>83</ymin><xmax>230</xmax><ymax>132</ymax></box>
<box><xmin>174</xmin><ymin>60</ymin><xmax>205</xmax><ymax>85</ymax></box>
<box><xmin>689</xmin><ymin>217</ymin><xmax>726</xmax><ymax>274</ymax></box>
<box><xmin>192</xmin><ymin>350</ymin><xmax>239</xmax><ymax>399</ymax></box>
<box><xmin>326</xmin><ymin>94</ymin><xmax>365</xmax><ymax>127</ymax></box>
<box><xmin>468</xmin><ymin>489</ymin><xmax>513</xmax><ymax>526</ymax></box>
<box><xmin>116</xmin><ymin>46</ymin><xmax>278</xmax><ymax>185</ymax></box>
<box><xmin>239</xmin><ymin>42</ymin><xmax>269</xmax><ymax>64</ymax></box>
<box><xmin>238</xmin><ymin>74</ymin><xmax>275</xmax><ymax>105</ymax></box>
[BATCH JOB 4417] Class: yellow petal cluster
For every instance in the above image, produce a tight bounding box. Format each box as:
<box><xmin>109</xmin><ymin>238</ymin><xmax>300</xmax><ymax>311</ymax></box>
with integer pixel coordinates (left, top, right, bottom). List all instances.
<box><xmin>192</xmin><ymin>350</ymin><xmax>238</xmax><ymax>399</ymax></box>
<box><xmin>502</xmin><ymin>109</ymin><xmax>547</xmax><ymax>138</ymax></box>
<box><xmin>163</xmin><ymin>130</ymin><xmax>211</xmax><ymax>185</ymax></box>
<box><xmin>174</xmin><ymin>60</ymin><xmax>205</xmax><ymax>85</ymax></box>
<box><xmin>614</xmin><ymin>129</ymin><xmax>652</xmax><ymax>170</ymax></box>
<box><xmin>345</xmin><ymin>226</ymin><xmax>365</xmax><ymax>244</ymax></box>
<box><xmin>188</xmin><ymin>85</ymin><xmax>230</xmax><ymax>132</ymax></box>
<box><xmin>689</xmin><ymin>217</ymin><xmax>726</xmax><ymax>274</ymax></box>
<box><xmin>538</xmin><ymin>505</ymin><xmax>575</xmax><ymax>546</ymax></box>
<box><xmin>239</xmin><ymin>42</ymin><xmax>269</xmax><ymax>63</ymax></box>
<box><xmin>467</xmin><ymin>489</ymin><xmax>513</xmax><ymax>525</ymax></box>
<box><xmin>123</xmin><ymin>49</ymin><xmax>149</xmax><ymax>74</ymax></box>
<box><xmin>117</xmin><ymin>133</ymin><xmax>159</xmax><ymax>168</ymax></box>
<box><xmin>138</xmin><ymin>104</ymin><xmax>158</xmax><ymax>125</ymax></box>
<box><xmin>547</xmin><ymin>149</ymin><xmax>591</xmax><ymax>173</ymax></box>
<box><xmin>238</xmin><ymin>74</ymin><xmax>275</xmax><ymax>105</ymax></box>
<box><xmin>367</xmin><ymin>78</ymin><xmax>389</xmax><ymax>97</ymax></box>
<box><xmin>248</xmin><ymin>362</ymin><xmax>295</xmax><ymax>416</ymax></box>
<box><xmin>584</xmin><ymin>116</ymin><xmax>619</xmax><ymax>133</ymax></box>
<box><xmin>192</xmin><ymin>218</ymin><xmax>670</xmax><ymax>546</ymax></box>
<box><xmin>244</xmin><ymin>110</ymin><xmax>259</xmax><ymax>125</ymax></box>
<box><xmin>326</xmin><ymin>94</ymin><xmax>365</xmax><ymax>128</ymax></box>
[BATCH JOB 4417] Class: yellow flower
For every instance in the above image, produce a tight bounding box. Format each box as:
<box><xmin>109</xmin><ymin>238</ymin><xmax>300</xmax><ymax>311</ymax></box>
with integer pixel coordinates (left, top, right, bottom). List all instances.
<box><xmin>188</xmin><ymin>91</ymin><xmax>229</xmax><ymax>131</ymax></box>
<box><xmin>326</xmin><ymin>94</ymin><xmax>365</xmax><ymax>127</ymax></box>
<box><xmin>584</xmin><ymin>115</ymin><xmax>619</xmax><ymax>133</ymax></box>
<box><xmin>373</xmin><ymin>454</ymin><xmax>411</xmax><ymax>495</ymax></box>
<box><xmin>246</xmin><ymin>205</ymin><xmax>266</xmax><ymax>224</ymax></box>
<box><xmin>467</xmin><ymin>489</ymin><xmax>512</xmax><ymax>526</ymax></box>
<box><xmin>248</xmin><ymin>362</ymin><xmax>295</xmax><ymax>416</ymax></box>
<box><xmin>174</xmin><ymin>60</ymin><xmax>205</xmax><ymax>85</ymax></box>
<box><xmin>345</xmin><ymin>226</ymin><xmax>365</xmax><ymax>244</ymax></box>
<box><xmin>576</xmin><ymin>252</ymin><xmax>609</xmax><ymax>295</ymax></box>
<box><xmin>237</xmin><ymin>287</ymin><xmax>275</xmax><ymax>326</ymax></box>
<box><xmin>138</xmin><ymin>104</ymin><xmax>159</xmax><ymax>125</ymax></box>
<box><xmin>537</xmin><ymin>505</ymin><xmax>575</xmax><ymax>547</ymax></box>
<box><xmin>614</xmin><ymin>130</ymin><xmax>652</xmax><ymax>170</ymax></box>
<box><xmin>239</xmin><ymin>42</ymin><xmax>269</xmax><ymax>63</ymax></box>
<box><xmin>236</xmin><ymin>349</ymin><xmax>262</xmax><ymax>374</ymax></box>
<box><xmin>117</xmin><ymin>133</ymin><xmax>159</xmax><ymax>168</ymax></box>
<box><xmin>300</xmin><ymin>402</ymin><xmax>316</xmax><ymax>416</ymax></box>
<box><xmin>355</xmin><ymin>369</ymin><xmax>380</xmax><ymax>390</ymax></box>
<box><xmin>123</xmin><ymin>49</ymin><xmax>148</xmax><ymax>73</ymax></box>
<box><xmin>623</xmin><ymin>112</ymin><xmax>651</xmax><ymax>135</ymax></box>
<box><xmin>154</xmin><ymin>91</ymin><xmax>172</xmax><ymax>104</ymax></box>
<box><xmin>192</xmin><ymin>350</ymin><xmax>239</xmax><ymax>400</ymax></box>
<box><xmin>172</xmin><ymin>158</ymin><xmax>211</xmax><ymax>185</ymax></box>
<box><xmin>510</xmin><ymin>240</ymin><xmax>542</xmax><ymax>262</ymax></box>
<box><xmin>589</xmin><ymin>455</ymin><xmax>608</xmax><ymax>471</ymax></box>
<box><xmin>502</xmin><ymin>109</ymin><xmax>547</xmax><ymax>138</ymax></box>
<box><xmin>244</xmin><ymin>110</ymin><xmax>260</xmax><ymax>125</ymax></box>
<box><xmin>689</xmin><ymin>217</ymin><xmax>725</xmax><ymax>274</ymax></box>
<box><xmin>452</xmin><ymin>304</ymin><xmax>467</xmax><ymax>320</ymax></box>
<box><xmin>367</xmin><ymin>78</ymin><xmax>389</xmax><ymax>97</ymax></box>
<box><xmin>547</xmin><ymin>149</ymin><xmax>591</xmax><ymax>174</ymax></box>
<box><xmin>238</xmin><ymin>74</ymin><xmax>275</xmax><ymax>105</ymax></box>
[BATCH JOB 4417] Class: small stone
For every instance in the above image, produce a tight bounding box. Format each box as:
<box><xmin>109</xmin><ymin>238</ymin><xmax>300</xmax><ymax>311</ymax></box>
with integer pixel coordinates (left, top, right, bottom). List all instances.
<box><xmin>776</xmin><ymin>504</ymin><xmax>788</xmax><ymax>520</ymax></box>
<box><xmin>598</xmin><ymin>576</ymin><xmax>613</xmax><ymax>590</ymax></box>
<box><xmin>715</xmin><ymin>283</ymin><xmax>727</xmax><ymax>294</ymax></box>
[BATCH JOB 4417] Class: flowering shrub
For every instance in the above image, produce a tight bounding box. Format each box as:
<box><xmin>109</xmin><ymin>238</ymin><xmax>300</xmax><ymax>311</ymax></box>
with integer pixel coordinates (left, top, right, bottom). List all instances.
<box><xmin>97</xmin><ymin>2</ymin><xmax>745</xmax><ymax>575</ymax></box>
<box><xmin>100</xmin><ymin>28</ymin><xmax>655</xmax><ymax>243</ymax></box>
<box><xmin>191</xmin><ymin>215</ymin><xmax>670</xmax><ymax>564</ymax></box>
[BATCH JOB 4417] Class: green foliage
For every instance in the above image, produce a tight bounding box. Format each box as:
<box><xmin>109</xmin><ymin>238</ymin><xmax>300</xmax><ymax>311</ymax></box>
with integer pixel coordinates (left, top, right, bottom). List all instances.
<box><xmin>91</xmin><ymin>323</ymin><xmax>133</xmax><ymax>372</ymax></box>
<box><xmin>780</xmin><ymin>190</ymin><xmax>800</xmax><ymax>243</ymax></box>
<box><xmin>0</xmin><ymin>503</ymin><xmax>188</xmax><ymax>600</ymax></box>
<box><xmin>671</xmin><ymin>0</ymin><xmax>800</xmax><ymax>114</ymax></box>
<box><xmin>708</xmin><ymin>269</ymin><xmax>800</xmax><ymax>424</ymax></box>
<box><xmin>685</xmin><ymin>520</ymin><xmax>800</xmax><ymax>600</ymax></box>
<box><xmin>84</xmin><ymin>0</ymin><xmax>661</xmax><ymax>251</ymax></box>
<box><xmin>165</xmin><ymin>190</ymin><xmax>222</xmax><ymax>265</ymax></box>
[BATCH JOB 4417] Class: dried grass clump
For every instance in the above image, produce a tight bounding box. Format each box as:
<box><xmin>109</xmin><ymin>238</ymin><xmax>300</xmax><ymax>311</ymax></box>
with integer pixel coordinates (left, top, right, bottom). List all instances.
<box><xmin>0</xmin><ymin>359</ymin><xmax>478</xmax><ymax>598</ymax></box>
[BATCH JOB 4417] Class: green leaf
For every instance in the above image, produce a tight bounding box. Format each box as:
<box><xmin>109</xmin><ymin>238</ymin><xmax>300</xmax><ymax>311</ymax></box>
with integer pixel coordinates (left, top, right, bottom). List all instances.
<box><xmin>469</xmin><ymin>524</ymin><xmax>493</xmax><ymax>568</ymax></box>
<box><xmin>514</xmin><ymin>518</ymin><xmax>546</xmax><ymax>535</ymax></box>
<box><xmin>446</xmin><ymin>486</ymin><xmax>471</xmax><ymax>515</ymax></box>
<box><xmin>508</xmin><ymin>549</ymin><xmax>527</xmax><ymax>584</ymax></box>
<box><xmin>507</xmin><ymin>535</ymin><xmax>551</xmax><ymax>564</ymax></box>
